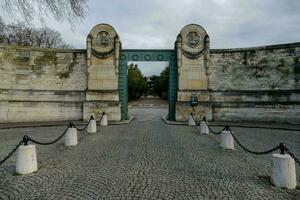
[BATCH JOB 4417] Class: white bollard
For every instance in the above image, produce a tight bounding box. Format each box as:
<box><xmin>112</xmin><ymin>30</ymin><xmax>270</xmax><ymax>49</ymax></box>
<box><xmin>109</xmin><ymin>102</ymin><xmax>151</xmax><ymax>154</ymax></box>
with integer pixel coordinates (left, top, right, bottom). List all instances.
<box><xmin>270</xmin><ymin>153</ymin><xmax>297</xmax><ymax>189</ymax></box>
<box><xmin>188</xmin><ymin>113</ymin><xmax>196</xmax><ymax>126</ymax></box>
<box><xmin>64</xmin><ymin>127</ymin><xmax>78</xmax><ymax>146</ymax></box>
<box><xmin>200</xmin><ymin>121</ymin><xmax>209</xmax><ymax>135</ymax></box>
<box><xmin>16</xmin><ymin>144</ymin><xmax>38</xmax><ymax>175</ymax></box>
<box><xmin>219</xmin><ymin>130</ymin><xmax>235</xmax><ymax>150</ymax></box>
<box><xmin>100</xmin><ymin>112</ymin><xmax>108</xmax><ymax>126</ymax></box>
<box><xmin>87</xmin><ymin>117</ymin><xmax>97</xmax><ymax>133</ymax></box>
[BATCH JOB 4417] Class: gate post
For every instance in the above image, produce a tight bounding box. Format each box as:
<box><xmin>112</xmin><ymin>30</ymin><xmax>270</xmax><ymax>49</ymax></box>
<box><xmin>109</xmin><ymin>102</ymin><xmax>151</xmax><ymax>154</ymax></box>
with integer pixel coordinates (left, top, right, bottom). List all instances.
<box><xmin>175</xmin><ymin>24</ymin><xmax>212</xmax><ymax>122</ymax></box>
<box><xmin>84</xmin><ymin>24</ymin><xmax>122</xmax><ymax>122</ymax></box>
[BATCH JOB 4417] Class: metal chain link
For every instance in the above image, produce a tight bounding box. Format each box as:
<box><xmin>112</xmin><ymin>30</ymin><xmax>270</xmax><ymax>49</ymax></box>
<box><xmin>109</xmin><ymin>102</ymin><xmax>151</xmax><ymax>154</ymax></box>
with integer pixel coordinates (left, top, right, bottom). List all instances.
<box><xmin>205</xmin><ymin>121</ymin><xmax>225</xmax><ymax>135</ymax></box>
<box><xmin>190</xmin><ymin>113</ymin><xmax>199</xmax><ymax>125</ymax></box>
<box><xmin>228</xmin><ymin>128</ymin><xmax>280</xmax><ymax>155</ymax></box>
<box><xmin>98</xmin><ymin>112</ymin><xmax>105</xmax><ymax>124</ymax></box>
<box><xmin>27</xmin><ymin>125</ymin><xmax>69</xmax><ymax>145</ymax></box>
<box><xmin>73</xmin><ymin>118</ymin><xmax>92</xmax><ymax>131</ymax></box>
<box><xmin>286</xmin><ymin>148</ymin><xmax>300</xmax><ymax>166</ymax></box>
<box><xmin>0</xmin><ymin>140</ymin><xmax>24</xmax><ymax>166</ymax></box>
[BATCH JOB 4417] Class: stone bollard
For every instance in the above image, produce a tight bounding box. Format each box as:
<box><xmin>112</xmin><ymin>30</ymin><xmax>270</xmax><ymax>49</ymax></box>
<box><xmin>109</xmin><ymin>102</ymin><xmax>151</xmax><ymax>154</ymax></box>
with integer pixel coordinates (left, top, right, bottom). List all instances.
<box><xmin>200</xmin><ymin>117</ymin><xmax>209</xmax><ymax>134</ymax></box>
<box><xmin>219</xmin><ymin>126</ymin><xmax>234</xmax><ymax>150</ymax></box>
<box><xmin>188</xmin><ymin>113</ymin><xmax>196</xmax><ymax>126</ymax></box>
<box><xmin>100</xmin><ymin>112</ymin><xmax>108</xmax><ymax>126</ymax></box>
<box><xmin>87</xmin><ymin>115</ymin><xmax>97</xmax><ymax>133</ymax></box>
<box><xmin>64</xmin><ymin>123</ymin><xmax>78</xmax><ymax>146</ymax></box>
<box><xmin>16</xmin><ymin>144</ymin><xmax>38</xmax><ymax>175</ymax></box>
<box><xmin>270</xmin><ymin>153</ymin><xmax>297</xmax><ymax>189</ymax></box>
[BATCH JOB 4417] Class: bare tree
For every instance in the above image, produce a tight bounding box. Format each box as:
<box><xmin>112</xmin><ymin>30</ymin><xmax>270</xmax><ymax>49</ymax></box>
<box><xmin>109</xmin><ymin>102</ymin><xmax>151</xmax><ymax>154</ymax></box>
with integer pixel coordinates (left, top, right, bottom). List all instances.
<box><xmin>0</xmin><ymin>19</ymin><xmax>73</xmax><ymax>48</ymax></box>
<box><xmin>1</xmin><ymin>0</ymin><xmax>88</xmax><ymax>24</ymax></box>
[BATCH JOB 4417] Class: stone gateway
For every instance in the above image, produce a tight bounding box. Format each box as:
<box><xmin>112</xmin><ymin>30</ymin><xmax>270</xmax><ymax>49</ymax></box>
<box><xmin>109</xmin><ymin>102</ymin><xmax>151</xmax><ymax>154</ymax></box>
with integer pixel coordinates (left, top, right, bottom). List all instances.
<box><xmin>0</xmin><ymin>23</ymin><xmax>299</xmax><ymax>123</ymax></box>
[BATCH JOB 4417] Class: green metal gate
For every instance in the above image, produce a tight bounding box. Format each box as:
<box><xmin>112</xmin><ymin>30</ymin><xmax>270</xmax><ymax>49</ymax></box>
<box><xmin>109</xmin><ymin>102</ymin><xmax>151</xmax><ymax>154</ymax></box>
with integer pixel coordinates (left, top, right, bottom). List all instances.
<box><xmin>119</xmin><ymin>49</ymin><xmax>177</xmax><ymax>120</ymax></box>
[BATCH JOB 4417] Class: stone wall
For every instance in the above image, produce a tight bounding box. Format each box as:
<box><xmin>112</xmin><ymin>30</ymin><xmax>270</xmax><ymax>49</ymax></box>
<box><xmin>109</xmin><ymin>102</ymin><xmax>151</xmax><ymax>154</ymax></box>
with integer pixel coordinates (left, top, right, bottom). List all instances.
<box><xmin>0</xmin><ymin>45</ymin><xmax>87</xmax><ymax>122</ymax></box>
<box><xmin>0</xmin><ymin>38</ymin><xmax>299</xmax><ymax>124</ymax></box>
<box><xmin>209</xmin><ymin>42</ymin><xmax>300</xmax><ymax>123</ymax></box>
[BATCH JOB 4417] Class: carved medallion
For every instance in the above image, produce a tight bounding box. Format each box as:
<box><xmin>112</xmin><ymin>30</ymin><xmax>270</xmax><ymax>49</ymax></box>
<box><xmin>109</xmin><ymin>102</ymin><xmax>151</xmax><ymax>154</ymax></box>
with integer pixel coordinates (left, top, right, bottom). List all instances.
<box><xmin>94</xmin><ymin>31</ymin><xmax>111</xmax><ymax>47</ymax></box>
<box><xmin>186</xmin><ymin>31</ymin><xmax>201</xmax><ymax>47</ymax></box>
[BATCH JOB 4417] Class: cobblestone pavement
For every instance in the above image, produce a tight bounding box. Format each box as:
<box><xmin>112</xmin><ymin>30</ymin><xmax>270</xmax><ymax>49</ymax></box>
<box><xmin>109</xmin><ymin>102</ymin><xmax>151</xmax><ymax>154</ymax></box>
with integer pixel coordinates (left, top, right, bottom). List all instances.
<box><xmin>128</xmin><ymin>97</ymin><xmax>168</xmax><ymax>108</ymax></box>
<box><xmin>0</xmin><ymin>108</ymin><xmax>299</xmax><ymax>199</ymax></box>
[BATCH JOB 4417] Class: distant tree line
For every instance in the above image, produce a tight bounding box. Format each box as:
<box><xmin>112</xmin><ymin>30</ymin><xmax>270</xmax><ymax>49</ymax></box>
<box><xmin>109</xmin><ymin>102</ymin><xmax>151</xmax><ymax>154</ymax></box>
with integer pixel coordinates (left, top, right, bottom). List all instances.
<box><xmin>128</xmin><ymin>63</ymin><xmax>148</xmax><ymax>101</ymax></box>
<box><xmin>0</xmin><ymin>0</ymin><xmax>88</xmax><ymax>24</ymax></box>
<box><xmin>0</xmin><ymin>18</ymin><xmax>72</xmax><ymax>48</ymax></box>
<box><xmin>148</xmin><ymin>66</ymin><xmax>169</xmax><ymax>99</ymax></box>
<box><xmin>128</xmin><ymin>63</ymin><xmax>169</xmax><ymax>101</ymax></box>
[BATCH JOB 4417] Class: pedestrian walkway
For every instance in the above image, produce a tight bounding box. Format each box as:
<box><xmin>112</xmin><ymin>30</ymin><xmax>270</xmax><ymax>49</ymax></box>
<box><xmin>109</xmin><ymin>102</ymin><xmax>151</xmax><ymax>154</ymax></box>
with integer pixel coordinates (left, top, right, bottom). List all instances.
<box><xmin>0</xmin><ymin>108</ymin><xmax>299</xmax><ymax>199</ymax></box>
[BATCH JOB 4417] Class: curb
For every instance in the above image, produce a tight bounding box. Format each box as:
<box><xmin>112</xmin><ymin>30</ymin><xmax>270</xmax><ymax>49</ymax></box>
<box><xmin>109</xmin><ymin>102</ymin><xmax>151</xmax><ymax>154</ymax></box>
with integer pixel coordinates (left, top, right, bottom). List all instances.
<box><xmin>0</xmin><ymin>117</ymin><xmax>135</xmax><ymax>130</ymax></box>
<box><xmin>161</xmin><ymin>116</ymin><xmax>300</xmax><ymax>131</ymax></box>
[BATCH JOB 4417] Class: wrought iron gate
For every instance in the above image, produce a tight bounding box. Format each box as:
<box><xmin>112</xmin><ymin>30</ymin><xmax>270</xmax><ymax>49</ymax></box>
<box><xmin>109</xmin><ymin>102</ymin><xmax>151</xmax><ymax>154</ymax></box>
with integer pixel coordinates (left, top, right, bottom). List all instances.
<box><xmin>119</xmin><ymin>49</ymin><xmax>177</xmax><ymax>120</ymax></box>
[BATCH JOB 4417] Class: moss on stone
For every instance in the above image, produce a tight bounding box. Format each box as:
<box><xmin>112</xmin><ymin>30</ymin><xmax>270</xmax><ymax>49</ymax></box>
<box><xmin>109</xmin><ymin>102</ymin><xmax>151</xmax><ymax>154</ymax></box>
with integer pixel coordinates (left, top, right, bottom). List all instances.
<box><xmin>34</xmin><ymin>51</ymin><xmax>57</xmax><ymax>65</ymax></box>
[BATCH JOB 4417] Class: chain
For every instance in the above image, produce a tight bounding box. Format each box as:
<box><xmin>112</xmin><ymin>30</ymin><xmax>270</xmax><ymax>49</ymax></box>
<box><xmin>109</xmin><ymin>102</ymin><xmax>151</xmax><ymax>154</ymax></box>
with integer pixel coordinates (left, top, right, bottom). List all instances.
<box><xmin>286</xmin><ymin>148</ymin><xmax>300</xmax><ymax>166</ymax></box>
<box><xmin>98</xmin><ymin>112</ymin><xmax>105</xmax><ymax>124</ymax></box>
<box><xmin>27</xmin><ymin>125</ymin><xmax>69</xmax><ymax>145</ymax></box>
<box><xmin>0</xmin><ymin>140</ymin><xmax>24</xmax><ymax>166</ymax></box>
<box><xmin>73</xmin><ymin>117</ymin><xmax>92</xmax><ymax>131</ymax></box>
<box><xmin>205</xmin><ymin>121</ymin><xmax>225</xmax><ymax>135</ymax></box>
<box><xmin>190</xmin><ymin>113</ymin><xmax>199</xmax><ymax>125</ymax></box>
<box><xmin>228</xmin><ymin>128</ymin><xmax>280</xmax><ymax>155</ymax></box>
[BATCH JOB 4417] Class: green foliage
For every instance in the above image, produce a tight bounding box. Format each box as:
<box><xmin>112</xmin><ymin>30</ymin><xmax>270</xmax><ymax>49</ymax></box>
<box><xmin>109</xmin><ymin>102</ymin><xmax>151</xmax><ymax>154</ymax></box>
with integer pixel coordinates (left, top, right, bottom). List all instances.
<box><xmin>148</xmin><ymin>66</ymin><xmax>169</xmax><ymax>99</ymax></box>
<box><xmin>128</xmin><ymin>63</ymin><xmax>169</xmax><ymax>100</ymax></box>
<box><xmin>128</xmin><ymin>63</ymin><xmax>148</xmax><ymax>100</ymax></box>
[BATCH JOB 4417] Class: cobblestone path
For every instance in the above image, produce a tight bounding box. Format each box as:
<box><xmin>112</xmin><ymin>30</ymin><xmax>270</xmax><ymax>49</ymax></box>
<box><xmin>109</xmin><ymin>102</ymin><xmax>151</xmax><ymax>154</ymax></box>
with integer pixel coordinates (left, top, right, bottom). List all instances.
<box><xmin>0</xmin><ymin>108</ymin><xmax>299</xmax><ymax>199</ymax></box>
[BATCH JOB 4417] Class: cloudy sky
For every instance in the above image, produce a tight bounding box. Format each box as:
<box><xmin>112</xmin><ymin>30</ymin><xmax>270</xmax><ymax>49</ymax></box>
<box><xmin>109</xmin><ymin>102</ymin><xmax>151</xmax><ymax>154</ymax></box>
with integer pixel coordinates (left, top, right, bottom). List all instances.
<box><xmin>1</xmin><ymin>0</ymin><xmax>300</xmax><ymax>75</ymax></box>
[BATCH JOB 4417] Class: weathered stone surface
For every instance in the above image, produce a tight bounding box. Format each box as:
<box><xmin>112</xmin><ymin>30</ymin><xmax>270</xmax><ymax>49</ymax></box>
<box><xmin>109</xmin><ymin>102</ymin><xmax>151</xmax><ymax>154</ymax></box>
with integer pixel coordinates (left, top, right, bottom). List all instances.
<box><xmin>176</xmin><ymin>102</ymin><xmax>212</xmax><ymax>121</ymax></box>
<box><xmin>177</xmin><ymin>90</ymin><xmax>209</xmax><ymax>102</ymax></box>
<box><xmin>83</xmin><ymin>101</ymin><xmax>121</xmax><ymax>121</ymax></box>
<box><xmin>0</xmin><ymin>109</ymin><xmax>299</xmax><ymax>199</ymax></box>
<box><xmin>86</xmin><ymin>91</ymin><xmax>119</xmax><ymax>101</ymax></box>
<box><xmin>209</xmin><ymin>43</ymin><xmax>300</xmax><ymax>123</ymax></box>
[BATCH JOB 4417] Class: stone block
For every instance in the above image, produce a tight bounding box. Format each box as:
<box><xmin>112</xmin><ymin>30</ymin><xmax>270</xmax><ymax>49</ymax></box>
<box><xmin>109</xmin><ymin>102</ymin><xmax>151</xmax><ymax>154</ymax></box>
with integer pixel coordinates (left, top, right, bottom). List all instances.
<box><xmin>177</xmin><ymin>90</ymin><xmax>210</xmax><ymax>102</ymax></box>
<box><xmin>16</xmin><ymin>145</ymin><xmax>38</xmax><ymax>175</ymax></box>
<box><xmin>102</xmin><ymin>80</ymin><xmax>118</xmax><ymax>90</ymax></box>
<box><xmin>96</xmin><ymin>69</ymin><xmax>109</xmax><ymax>79</ymax></box>
<box><xmin>187</xmin><ymin>79</ymin><xmax>207</xmax><ymax>90</ymax></box>
<box><xmin>86</xmin><ymin>91</ymin><xmax>119</xmax><ymax>101</ymax></box>
<box><xmin>176</xmin><ymin>101</ymin><xmax>212</xmax><ymax>121</ymax></box>
<box><xmin>83</xmin><ymin>102</ymin><xmax>121</xmax><ymax>121</ymax></box>
<box><xmin>271</xmin><ymin>154</ymin><xmax>297</xmax><ymax>189</ymax></box>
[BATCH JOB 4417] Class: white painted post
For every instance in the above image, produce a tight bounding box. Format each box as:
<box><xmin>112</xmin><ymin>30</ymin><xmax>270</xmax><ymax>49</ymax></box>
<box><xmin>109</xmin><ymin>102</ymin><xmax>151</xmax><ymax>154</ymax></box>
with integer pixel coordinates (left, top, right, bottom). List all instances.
<box><xmin>270</xmin><ymin>153</ymin><xmax>297</xmax><ymax>189</ymax></box>
<box><xmin>219</xmin><ymin>129</ymin><xmax>235</xmax><ymax>150</ymax></box>
<box><xmin>87</xmin><ymin>116</ymin><xmax>97</xmax><ymax>133</ymax></box>
<box><xmin>16</xmin><ymin>144</ymin><xmax>38</xmax><ymax>175</ymax></box>
<box><xmin>200</xmin><ymin>121</ymin><xmax>209</xmax><ymax>135</ymax></box>
<box><xmin>64</xmin><ymin>125</ymin><xmax>78</xmax><ymax>146</ymax></box>
<box><xmin>188</xmin><ymin>113</ymin><xmax>196</xmax><ymax>126</ymax></box>
<box><xmin>100</xmin><ymin>112</ymin><xmax>108</xmax><ymax>126</ymax></box>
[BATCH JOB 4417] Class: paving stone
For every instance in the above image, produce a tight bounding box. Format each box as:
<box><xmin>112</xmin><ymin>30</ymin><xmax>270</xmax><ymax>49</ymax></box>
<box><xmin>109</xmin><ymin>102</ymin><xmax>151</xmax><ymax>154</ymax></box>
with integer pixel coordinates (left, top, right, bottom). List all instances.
<box><xmin>0</xmin><ymin>108</ymin><xmax>299</xmax><ymax>199</ymax></box>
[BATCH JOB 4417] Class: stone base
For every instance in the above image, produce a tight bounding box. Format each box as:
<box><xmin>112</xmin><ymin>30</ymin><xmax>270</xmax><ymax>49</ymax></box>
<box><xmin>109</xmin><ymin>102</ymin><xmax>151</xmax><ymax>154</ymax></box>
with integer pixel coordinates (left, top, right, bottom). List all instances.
<box><xmin>176</xmin><ymin>102</ymin><xmax>212</xmax><ymax>121</ymax></box>
<box><xmin>200</xmin><ymin>121</ymin><xmax>209</xmax><ymax>134</ymax></box>
<box><xmin>219</xmin><ymin>130</ymin><xmax>234</xmax><ymax>150</ymax></box>
<box><xmin>16</xmin><ymin>145</ymin><xmax>38</xmax><ymax>175</ymax></box>
<box><xmin>64</xmin><ymin>128</ymin><xmax>78</xmax><ymax>146</ymax></box>
<box><xmin>83</xmin><ymin>101</ymin><xmax>121</xmax><ymax>121</ymax></box>
<box><xmin>87</xmin><ymin>119</ymin><xmax>97</xmax><ymax>133</ymax></box>
<box><xmin>271</xmin><ymin>154</ymin><xmax>297</xmax><ymax>189</ymax></box>
<box><xmin>100</xmin><ymin>114</ymin><xmax>108</xmax><ymax>126</ymax></box>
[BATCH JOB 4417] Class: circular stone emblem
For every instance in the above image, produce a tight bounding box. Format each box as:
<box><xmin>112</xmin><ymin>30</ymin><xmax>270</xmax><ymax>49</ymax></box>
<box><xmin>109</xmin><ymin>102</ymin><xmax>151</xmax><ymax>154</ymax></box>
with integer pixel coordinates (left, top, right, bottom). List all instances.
<box><xmin>95</xmin><ymin>31</ymin><xmax>111</xmax><ymax>47</ymax></box>
<box><xmin>186</xmin><ymin>31</ymin><xmax>201</xmax><ymax>47</ymax></box>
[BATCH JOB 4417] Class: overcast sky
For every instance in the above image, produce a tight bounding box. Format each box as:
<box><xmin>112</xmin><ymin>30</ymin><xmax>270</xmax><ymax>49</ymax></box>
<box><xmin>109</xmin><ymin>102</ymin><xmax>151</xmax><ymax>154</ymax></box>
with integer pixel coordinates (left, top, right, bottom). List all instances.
<box><xmin>1</xmin><ymin>0</ymin><xmax>300</xmax><ymax>75</ymax></box>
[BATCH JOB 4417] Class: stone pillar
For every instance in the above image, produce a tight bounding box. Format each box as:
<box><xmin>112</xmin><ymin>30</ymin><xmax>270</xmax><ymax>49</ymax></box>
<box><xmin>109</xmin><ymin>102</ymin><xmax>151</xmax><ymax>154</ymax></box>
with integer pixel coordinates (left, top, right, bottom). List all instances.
<box><xmin>175</xmin><ymin>24</ymin><xmax>212</xmax><ymax>121</ymax></box>
<box><xmin>84</xmin><ymin>24</ymin><xmax>121</xmax><ymax>121</ymax></box>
